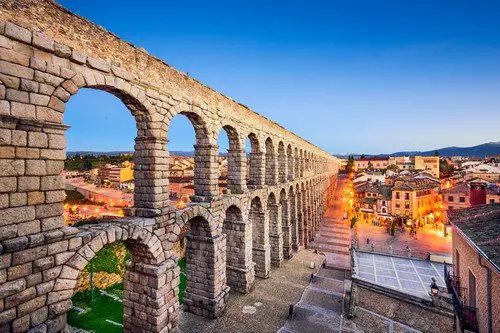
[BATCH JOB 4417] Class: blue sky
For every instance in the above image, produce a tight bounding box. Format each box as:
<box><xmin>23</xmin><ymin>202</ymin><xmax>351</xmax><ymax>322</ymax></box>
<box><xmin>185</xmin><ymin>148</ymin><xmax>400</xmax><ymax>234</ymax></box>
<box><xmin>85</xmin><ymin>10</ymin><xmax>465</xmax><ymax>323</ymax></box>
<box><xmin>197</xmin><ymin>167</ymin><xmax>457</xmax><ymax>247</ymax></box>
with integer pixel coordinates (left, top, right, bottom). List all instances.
<box><xmin>61</xmin><ymin>0</ymin><xmax>500</xmax><ymax>155</ymax></box>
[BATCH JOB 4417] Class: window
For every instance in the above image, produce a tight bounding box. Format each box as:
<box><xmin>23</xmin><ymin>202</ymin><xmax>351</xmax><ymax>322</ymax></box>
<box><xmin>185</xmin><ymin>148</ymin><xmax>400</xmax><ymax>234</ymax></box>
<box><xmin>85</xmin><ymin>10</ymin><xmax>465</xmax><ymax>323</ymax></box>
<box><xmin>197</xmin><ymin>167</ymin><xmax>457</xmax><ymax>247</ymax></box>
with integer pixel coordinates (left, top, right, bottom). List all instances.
<box><xmin>455</xmin><ymin>250</ymin><xmax>460</xmax><ymax>276</ymax></box>
<box><xmin>491</xmin><ymin>199</ymin><xmax>496</xmax><ymax>204</ymax></box>
<box><xmin>449</xmin><ymin>206</ymin><xmax>454</xmax><ymax>210</ymax></box>
<box><xmin>382</xmin><ymin>200</ymin><xmax>386</xmax><ymax>206</ymax></box>
<box><xmin>469</xmin><ymin>270</ymin><xmax>476</xmax><ymax>308</ymax></box>
<box><xmin>459</xmin><ymin>196</ymin><xmax>465</xmax><ymax>203</ymax></box>
<box><xmin>405</xmin><ymin>193</ymin><xmax>410</xmax><ymax>200</ymax></box>
<box><xmin>448</xmin><ymin>196</ymin><xmax>454</xmax><ymax>202</ymax></box>
<box><xmin>396</xmin><ymin>192</ymin><xmax>400</xmax><ymax>199</ymax></box>
<box><xmin>405</xmin><ymin>204</ymin><xmax>410</xmax><ymax>209</ymax></box>
<box><xmin>396</xmin><ymin>202</ymin><xmax>400</xmax><ymax>208</ymax></box>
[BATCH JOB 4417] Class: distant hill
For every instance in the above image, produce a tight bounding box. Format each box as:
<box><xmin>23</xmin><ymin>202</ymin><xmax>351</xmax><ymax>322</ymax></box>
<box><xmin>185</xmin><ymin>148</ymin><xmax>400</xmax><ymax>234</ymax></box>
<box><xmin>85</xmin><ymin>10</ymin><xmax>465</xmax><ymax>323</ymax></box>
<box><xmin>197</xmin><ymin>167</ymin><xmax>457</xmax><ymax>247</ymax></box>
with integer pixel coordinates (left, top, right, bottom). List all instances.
<box><xmin>334</xmin><ymin>142</ymin><xmax>500</xmax><ymax>159</ymax></box>
<box><xmin>388</xmin><ymin>142</ymin><xmax>500</xmax><ymax>158</ymax></box>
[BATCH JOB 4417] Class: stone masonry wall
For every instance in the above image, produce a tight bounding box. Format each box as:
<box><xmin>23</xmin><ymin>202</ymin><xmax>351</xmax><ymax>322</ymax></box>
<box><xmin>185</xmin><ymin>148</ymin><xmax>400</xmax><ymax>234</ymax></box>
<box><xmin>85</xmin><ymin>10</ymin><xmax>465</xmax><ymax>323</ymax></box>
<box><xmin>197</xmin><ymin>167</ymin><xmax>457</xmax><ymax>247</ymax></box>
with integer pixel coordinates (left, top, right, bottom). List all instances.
<box><xmin>0</xmin><ymin>1</ymin><xmax>340</xmax><ymax>332</ymax></box>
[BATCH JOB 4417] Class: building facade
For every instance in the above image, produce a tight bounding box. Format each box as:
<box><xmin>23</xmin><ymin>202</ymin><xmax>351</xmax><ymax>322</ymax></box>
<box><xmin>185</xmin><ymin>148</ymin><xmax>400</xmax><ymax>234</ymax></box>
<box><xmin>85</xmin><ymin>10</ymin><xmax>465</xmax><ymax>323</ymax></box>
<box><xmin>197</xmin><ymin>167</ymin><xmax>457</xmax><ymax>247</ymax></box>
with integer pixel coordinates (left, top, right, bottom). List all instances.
<box><xmin>448</xmin><ymin>204</ymin><xmax>500</xmax><ymax>333</ymax></box>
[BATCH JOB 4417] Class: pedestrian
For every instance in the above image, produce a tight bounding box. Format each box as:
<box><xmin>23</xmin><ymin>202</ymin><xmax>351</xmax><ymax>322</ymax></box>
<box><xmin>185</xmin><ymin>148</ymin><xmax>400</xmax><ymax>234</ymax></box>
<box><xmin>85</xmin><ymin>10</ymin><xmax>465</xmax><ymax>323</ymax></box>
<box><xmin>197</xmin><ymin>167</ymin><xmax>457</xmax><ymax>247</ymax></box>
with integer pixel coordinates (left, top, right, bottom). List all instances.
<box><xmin>366</xmin><ymin>238</ymin><xmax>370</xmax><ymax>245</ymax></box>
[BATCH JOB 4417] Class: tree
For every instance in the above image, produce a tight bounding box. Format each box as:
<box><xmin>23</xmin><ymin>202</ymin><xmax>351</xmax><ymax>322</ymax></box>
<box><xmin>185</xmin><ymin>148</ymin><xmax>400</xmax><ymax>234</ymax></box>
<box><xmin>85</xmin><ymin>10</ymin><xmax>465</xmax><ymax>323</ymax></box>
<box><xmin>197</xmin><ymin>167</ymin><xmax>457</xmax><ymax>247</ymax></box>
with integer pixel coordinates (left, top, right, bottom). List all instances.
<box><xmin>345</xmin><ymin>155</ymin><xmax>355</xmax><ymax>174</ymax></box>
<box><xmin>367</xmin><ymin>161</ymin><xmax>373</xmax><ymax>170</ymax></box>
<box><xmin>439</xmin><ymin>159</ymin><xmax>455</xmax><ymax>178</ymax></box>
<box><xmin>350</xmin><ymin>216</ymin><xmax>358</xmax><ymax>229</ymax></box>
<box><xmin>360</xmin><ymin>154</ymin><xmax>366</xmax><ymax>159</ymax></box>
<box><xmin>387</xmin><ymin>164</ymin><xmax>398</xmax><ymax>171</ymax></box>
<box><xmin>83</xmin><ymin>156</ymin><xmax>93</xmax><ymax>170</ymax></box>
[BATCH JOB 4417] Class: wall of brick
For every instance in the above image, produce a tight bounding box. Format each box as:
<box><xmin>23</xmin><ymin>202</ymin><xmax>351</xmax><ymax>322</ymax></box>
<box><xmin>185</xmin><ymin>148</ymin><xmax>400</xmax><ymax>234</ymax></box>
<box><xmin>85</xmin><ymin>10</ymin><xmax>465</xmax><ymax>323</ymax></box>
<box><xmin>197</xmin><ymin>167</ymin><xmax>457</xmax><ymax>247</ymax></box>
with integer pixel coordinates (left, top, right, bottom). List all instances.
<box><xmin>452</xmin><ymin>228</ymin><xmax>500</xmax><ymax>333</ymax></box>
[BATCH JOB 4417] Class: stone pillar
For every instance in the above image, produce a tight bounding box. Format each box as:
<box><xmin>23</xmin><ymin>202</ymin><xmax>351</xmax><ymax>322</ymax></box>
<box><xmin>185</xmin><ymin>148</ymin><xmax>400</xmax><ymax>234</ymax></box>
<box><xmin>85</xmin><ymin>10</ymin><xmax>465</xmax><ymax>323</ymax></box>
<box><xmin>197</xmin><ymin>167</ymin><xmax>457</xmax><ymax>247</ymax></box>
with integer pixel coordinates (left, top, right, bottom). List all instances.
<box><xmin>251</xmin><ymin>211</ymin><xmax>271</xmax><ymax>278</ymax></box>
<box><xmin>289</xmin><ymin>195</ymin><xmax>300</xmax><ymax>251</ymax></box>
<box><xmin>287</xmin><ymin>153</ymin><xmax>294</xmax><ymax>180</ymax></box>
<box><xmin>134</xmin><ymin>136</ymin><xmax>169</xmax><ymax>217</ymax></box>
<box><xmin>269</xmin><ymin>203</ymin><xmax>283</xmax><ymax>267</ymax></box>
<box><xmin>248</xmin><ymin>152</ymin><xmax>265</xmax><ymax>189</ymax></box>
<box><xmin>226</xmin><ymin>148</ymin><xmax>246</xmax><ymax>194</ymax></box>
<box><xmin>123</xmin><ymin>259</ymin><xmax>180</xmax><ymax>333</ymax></box>
<box><xmin>193</xmin><ymin>144</ymin><xmax>219</xmax><ymax>199</ymax></box>
<box><xmin>278</xmin><ymin>152</ymin><xmax>286</xmax><ymax>183</ymax></box>
<box><xmin>265</xmin><ymin>153</ymin><xmax>278</xmax><ymax>186</ymax></box>
<box><xmin>297</xmin><ymin>192</ymin><xmax>305</xmax><ymax>247</ymax></box>
<box><xmin>223</xmin><ymin>215</ymin><xmax>255</xmax><ymax>294</ymax></box>
<box><xmin>184</xmin><ymin>233</ymin><xmax>229</xmax><ymax>318</ymax></box>
<box><xmin>281</xmin><ymin>199</ymin><xmax>293</xmax><ymax>259</ymax></box>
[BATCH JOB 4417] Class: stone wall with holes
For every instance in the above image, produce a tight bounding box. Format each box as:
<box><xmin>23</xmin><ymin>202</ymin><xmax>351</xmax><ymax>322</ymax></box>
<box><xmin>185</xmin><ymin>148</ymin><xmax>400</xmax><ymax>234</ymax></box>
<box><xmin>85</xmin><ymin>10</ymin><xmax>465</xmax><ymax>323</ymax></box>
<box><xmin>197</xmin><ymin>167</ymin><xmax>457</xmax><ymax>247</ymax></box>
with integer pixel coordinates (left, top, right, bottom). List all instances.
<box><xmin>0</xmin><ymin>1</ymin><xmax>340</xmax><ymax>332</ymax></box>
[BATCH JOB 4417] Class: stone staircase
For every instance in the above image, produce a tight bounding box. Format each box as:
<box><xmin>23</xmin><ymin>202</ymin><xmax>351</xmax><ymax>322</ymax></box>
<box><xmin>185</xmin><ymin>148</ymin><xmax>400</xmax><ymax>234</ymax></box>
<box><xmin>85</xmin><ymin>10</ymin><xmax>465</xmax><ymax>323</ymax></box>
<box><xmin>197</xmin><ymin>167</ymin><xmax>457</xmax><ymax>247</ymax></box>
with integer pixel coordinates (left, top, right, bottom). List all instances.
<box><xmin>278</xmin><ymin>265</ymin><xmax>358</xmax><ymax>333</ymax></box>
<box><xmin>308</xmin><ymin>214</ymin><xmax>351</xmax><ymax>270</ymax></box>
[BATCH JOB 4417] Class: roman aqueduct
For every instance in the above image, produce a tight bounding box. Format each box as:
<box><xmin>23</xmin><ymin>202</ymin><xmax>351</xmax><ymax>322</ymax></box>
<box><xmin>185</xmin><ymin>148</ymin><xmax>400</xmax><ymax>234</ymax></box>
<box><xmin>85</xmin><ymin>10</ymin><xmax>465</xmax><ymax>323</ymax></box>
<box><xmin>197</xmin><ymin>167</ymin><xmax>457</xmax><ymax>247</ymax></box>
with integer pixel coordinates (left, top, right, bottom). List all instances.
<box><xmin>0</xmin><ymin>1</ymin><xmax>339</xmax><ymax>332</ymax></box>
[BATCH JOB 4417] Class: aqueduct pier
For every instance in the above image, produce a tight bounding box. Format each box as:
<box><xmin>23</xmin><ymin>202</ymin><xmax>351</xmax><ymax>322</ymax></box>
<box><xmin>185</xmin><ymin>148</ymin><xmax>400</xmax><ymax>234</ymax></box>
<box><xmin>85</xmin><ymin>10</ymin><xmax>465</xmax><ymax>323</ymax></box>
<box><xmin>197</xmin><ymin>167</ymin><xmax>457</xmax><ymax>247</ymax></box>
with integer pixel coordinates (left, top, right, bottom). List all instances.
<box><xmin>0</xmin><ymin>1</ymin><xmax>340</xmax><ymax>332</ymax></box>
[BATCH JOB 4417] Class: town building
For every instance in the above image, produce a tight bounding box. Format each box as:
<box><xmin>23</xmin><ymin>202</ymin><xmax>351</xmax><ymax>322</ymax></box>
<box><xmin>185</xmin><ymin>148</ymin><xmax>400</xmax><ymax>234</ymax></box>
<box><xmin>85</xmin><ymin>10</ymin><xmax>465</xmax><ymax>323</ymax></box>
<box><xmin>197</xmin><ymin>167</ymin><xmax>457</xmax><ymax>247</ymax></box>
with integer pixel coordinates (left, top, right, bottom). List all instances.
<box><xmin>354</xmin><ymin>157</ymin><xmax>389</xmax><ymax>170</ymax></box>
<box><xmin>447</xmin><ymin>204</ymin><xmax>500</xmax><ymax>333</ymax></box>
<box><xmin>414</xmin><ymin>156</ymin><xmax>440</xmax><ymax>178</ymax></box>
<box><xmin>97</xmin><ymin>163</ymin><xmax>134</xmax><ymax>187</ymax></box>
<box><xmin>391</xmin><ymin>178</ymin><xmax>442</xmax><ymax>227</ymax></box>
<box><xmin>464</xmin><ymin>164</ymin><xmax>500</xmax><ymax>183</ymax></box>
<box><xmin>354</xmin><ymin>182</ymin><xmax>392</xmax><ymax>224</ymax></box>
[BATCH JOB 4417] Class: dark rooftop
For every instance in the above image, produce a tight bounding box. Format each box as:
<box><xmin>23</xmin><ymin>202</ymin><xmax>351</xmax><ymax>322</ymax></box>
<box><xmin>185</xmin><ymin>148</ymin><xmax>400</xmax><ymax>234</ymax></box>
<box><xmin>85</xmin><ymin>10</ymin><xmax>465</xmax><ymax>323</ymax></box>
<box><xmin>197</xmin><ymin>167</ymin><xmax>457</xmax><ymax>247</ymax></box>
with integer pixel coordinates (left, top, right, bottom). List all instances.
<box><xmin>448</xmin><ymin>203</ymin><xmax>500</xmax><ymax>271</ymax></box>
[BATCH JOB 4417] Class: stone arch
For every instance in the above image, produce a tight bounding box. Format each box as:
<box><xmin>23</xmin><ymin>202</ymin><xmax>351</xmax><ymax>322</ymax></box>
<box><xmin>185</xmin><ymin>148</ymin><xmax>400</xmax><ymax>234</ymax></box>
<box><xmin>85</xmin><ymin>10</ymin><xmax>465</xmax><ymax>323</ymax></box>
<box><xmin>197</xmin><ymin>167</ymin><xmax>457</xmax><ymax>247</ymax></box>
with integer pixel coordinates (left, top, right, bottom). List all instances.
<box><xmin>167</xmin><ymin>109</ymin><xmax>216</xmax><ymax>197</ymax></box>
<box><xmin>223</xmin><ymin>204</ymin><xmax>255</xmax><ymax>293</ymax></box>
<box><xmin>54</xmin><ymin>74</ymin><xmax>170</xmax><ymax>216</ymax></box>
<box><xmin>287</xmin><ymin>144</ymin><xmax>294</xmax><ymax>180</ymax></box>
<box><xmin>247</xmin><ymin>132</ymin><xmax>264</xmax><ymax>188</ymax></box>
<box><xmin>277</xmin><ymin>141</ymin><xmax>286</xmax><ymax>183</ymax></box>
<box><xmin>265</xmin><ymin>137</ymin><xmax>277</xmax><ymax>186</ymax></box>
<box><xmin>57</xmin><ymin>221</ymin><xmax>168</xmax><ymax>333</ymax></box>
<box><xmin>174</xmin><ymin>205</ymin><xmax>218</xmax><ymax>239</ymax></box>
<box><xmin>267</xmin><ymin>192</ymin><xmax>283</xmax><ymax>268</ymax></box>
<box><xmin>218</xmin><ymin>124</ymin><xmax>246</xmax><ymax>194</ymax></box>
<box><xmin>299</xmin><ymin>149</ymin><xmax>304</xmax><ymax>177</ymax></box>
<box><xmin>250</xmin><ymin>196</ymin><xmax>270</xmax><ymax>278</ymax></box>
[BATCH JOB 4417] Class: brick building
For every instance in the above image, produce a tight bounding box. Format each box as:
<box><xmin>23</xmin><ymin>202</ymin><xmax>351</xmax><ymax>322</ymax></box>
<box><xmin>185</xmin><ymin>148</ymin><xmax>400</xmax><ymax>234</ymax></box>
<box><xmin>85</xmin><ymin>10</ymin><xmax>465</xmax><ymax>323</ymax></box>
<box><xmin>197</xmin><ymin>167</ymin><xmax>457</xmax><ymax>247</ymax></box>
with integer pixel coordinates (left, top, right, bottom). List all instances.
<box><xmin>448</xmin><ymin>204</ymin><xmax>500</xmax><ymax>333</ymax></box>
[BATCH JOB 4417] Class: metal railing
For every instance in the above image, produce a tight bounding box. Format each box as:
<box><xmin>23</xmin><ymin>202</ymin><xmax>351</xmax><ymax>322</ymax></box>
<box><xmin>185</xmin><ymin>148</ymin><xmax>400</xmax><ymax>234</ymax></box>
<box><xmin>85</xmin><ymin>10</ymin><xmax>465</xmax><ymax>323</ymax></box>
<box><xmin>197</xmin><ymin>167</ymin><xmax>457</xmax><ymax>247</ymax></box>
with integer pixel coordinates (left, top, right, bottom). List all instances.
<box><xmin>444</xmin><ymin>265</ymin><xmax>479</xmax><ymax>333</ymax></box>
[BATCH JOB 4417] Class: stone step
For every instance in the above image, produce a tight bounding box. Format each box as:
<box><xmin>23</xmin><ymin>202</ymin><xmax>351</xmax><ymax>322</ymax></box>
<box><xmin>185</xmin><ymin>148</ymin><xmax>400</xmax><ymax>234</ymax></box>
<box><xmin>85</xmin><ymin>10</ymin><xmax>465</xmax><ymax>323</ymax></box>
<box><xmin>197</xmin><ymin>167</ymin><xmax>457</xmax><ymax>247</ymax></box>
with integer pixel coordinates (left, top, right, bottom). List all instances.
<box><xmin>281</xmin><ymin>301</ymin><xmax>347</xmax><ymax>333</ymax></box>
<box><xmin>314</xmin><ymin>236</ymin><xmax>350</xmax><ymax>247</ymax></box>
<box><xmin>312</xmin><ymin>275</ymin><xmax>346</xmax><ymax>294</ymax></box>
<box><xmin>308</xmin><ymin>243</ymin><xmax>350</xmax><ymax>255</ymax></box>
<box><xmin>317</xmin><ymin>266</ymin><xmax>349</xmax><ymax>280</ymax></box>
<box><xmin>301</xmin><ymin>287</ymin><xmax>344</xmax><ymax>312</ymax></box>
<box><xmin>317</xmin><ymin>230</ymin><xmax>350</xmax><ymax>238</ymax></box>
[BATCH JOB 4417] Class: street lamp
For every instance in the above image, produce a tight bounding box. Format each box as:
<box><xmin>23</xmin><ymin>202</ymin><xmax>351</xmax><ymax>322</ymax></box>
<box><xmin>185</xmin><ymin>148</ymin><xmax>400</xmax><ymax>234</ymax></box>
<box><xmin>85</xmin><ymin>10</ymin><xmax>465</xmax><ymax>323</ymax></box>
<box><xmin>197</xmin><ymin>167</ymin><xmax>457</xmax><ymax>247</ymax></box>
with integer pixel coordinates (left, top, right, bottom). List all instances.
<box><xmin>430</xmin><ymin>278</ymin><xmax>439</xmax><ymax>296</ymax></box>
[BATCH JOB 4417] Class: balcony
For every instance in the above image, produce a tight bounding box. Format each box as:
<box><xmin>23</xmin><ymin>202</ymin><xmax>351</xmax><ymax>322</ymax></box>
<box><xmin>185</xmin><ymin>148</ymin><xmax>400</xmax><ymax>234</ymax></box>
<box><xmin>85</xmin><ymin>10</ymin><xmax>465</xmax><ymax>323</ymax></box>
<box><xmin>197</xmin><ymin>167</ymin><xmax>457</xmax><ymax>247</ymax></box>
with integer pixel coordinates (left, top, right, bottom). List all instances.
<box><xmin>444</xmin><ymin>265</ymin><xmax>479</xmax><ymax>333</ymax></box>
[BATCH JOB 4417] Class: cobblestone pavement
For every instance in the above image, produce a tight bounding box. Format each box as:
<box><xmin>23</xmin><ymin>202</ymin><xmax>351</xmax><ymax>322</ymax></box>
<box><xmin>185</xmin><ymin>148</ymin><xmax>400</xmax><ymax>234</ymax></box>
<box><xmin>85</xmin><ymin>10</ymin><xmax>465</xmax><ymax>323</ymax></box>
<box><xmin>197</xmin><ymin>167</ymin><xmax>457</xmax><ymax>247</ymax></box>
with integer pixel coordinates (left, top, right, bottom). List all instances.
<box><xmin>179</xmin><ymin>249</ymin><xmax>324</xmax><ymax>333</ymax></box>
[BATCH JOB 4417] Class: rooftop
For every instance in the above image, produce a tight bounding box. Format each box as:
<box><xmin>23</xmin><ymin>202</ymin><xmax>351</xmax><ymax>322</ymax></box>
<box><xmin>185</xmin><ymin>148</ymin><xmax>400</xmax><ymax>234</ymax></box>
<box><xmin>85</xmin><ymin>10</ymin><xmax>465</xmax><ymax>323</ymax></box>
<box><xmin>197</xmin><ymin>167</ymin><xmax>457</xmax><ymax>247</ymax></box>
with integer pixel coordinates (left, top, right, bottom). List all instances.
<box><xmin>448</xmin><ymin>203</ymin><xmax>500</xmax><ymax>271</ymax></box>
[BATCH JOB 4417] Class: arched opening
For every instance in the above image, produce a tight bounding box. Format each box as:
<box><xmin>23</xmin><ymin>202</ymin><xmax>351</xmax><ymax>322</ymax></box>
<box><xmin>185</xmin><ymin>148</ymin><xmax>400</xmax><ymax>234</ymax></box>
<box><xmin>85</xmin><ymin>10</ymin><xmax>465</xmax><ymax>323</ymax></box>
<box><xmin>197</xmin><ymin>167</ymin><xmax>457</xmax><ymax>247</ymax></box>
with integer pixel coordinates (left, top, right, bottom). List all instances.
<box><xmin>223</xmin><ymin>205</ymin><xmax>254</xmax><ymax>293</ymax></box>
<box><xmin>62</xmin><ymin>86</ymin><xmax>150</xmax><ymax>332</ymax></box>
<box><xmin>166</xmin><ymin>114</ymin><xmax>196</xmax><ymax>207</ymax></box>
<box><xmin>218</xmin><ymin>125</ymin><xmax>245</xmax><ymax>194</ymax></box>
<box><xmin>278</xmin><ymin>141</ymin><xmax>286</xmax><ymax>183</ymax></box>
<box><xmin>280</xmin><ymin>189</ymin><xmax>292</xmax><ymax>259</ymax></box>
<box><xmin>250</xmin><ymin>196</ymin><xmax>270</xmax><ymax>278</ymax></box>
<box><xmin>299</xmin><ymin>149</ymin><xmax>304</xmax><ymax>178</ymax></box>
<box><xmin>167</xmin><ymin>111</ymin><xmax>214</xmax><ymax>200</ymax></box>
<box><xmin>68</xmin><ymin>241</ymin><xmax>130</xmax><ymax>332</ymax></box>
<box><xmin>246</xmin><ymin>133</ymin><xmax>263</xmax><ymax>189</ymax></box>
<box><xmin>268</xmin><ymin>192</ymin><xmax>283</xmax><ymax>267</ymax></box>
<box><xmin>64</xmin><ymin>223</ymin><xmax>168</xmax><ymax>333</ymax></box>
<box><xmin>265</xmin><ymin>137</ymin><xmax>277</xmax><ymax>185</ymax></box>
<box><xmin>63</xmin><ymin>88</ymin><xmax>140</xmax><ymax>226</ymax></box>
<box><xmin>287</xmin><ymin>144</ymin><xmax>294</xmax><ymax>181</ymax></box>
